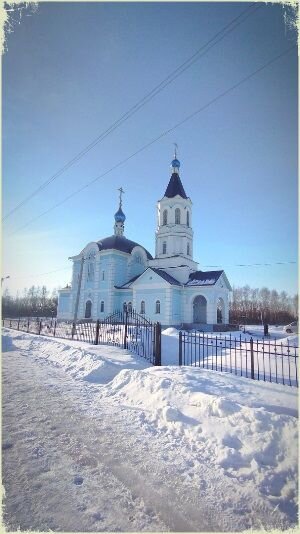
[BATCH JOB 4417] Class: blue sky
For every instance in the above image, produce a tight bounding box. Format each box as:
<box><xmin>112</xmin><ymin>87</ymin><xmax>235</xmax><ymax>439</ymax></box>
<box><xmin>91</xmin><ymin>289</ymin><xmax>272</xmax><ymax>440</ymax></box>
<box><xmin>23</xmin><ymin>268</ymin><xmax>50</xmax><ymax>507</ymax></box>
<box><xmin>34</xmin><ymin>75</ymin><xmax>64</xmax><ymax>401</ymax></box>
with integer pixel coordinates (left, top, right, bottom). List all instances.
<box><xmin>2</xmin><ymin>2</ymin><xmax>298</xmax><ymax>296</ymax></box>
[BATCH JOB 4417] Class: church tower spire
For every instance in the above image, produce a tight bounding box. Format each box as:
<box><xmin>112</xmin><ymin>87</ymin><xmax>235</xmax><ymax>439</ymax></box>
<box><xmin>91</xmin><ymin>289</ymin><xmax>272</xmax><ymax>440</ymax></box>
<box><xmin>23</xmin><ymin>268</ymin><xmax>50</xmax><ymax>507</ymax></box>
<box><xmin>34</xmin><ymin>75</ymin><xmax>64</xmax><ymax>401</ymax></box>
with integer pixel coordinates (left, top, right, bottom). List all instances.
<box><xmin>148</xmin><ymin>149</ymin><xmax>198</xmax><ymax>282</ymax></box>
<box><xmin>114</xmin><ymin>187</ymin><xmax>126</xmax><ymax>236</ymax></box>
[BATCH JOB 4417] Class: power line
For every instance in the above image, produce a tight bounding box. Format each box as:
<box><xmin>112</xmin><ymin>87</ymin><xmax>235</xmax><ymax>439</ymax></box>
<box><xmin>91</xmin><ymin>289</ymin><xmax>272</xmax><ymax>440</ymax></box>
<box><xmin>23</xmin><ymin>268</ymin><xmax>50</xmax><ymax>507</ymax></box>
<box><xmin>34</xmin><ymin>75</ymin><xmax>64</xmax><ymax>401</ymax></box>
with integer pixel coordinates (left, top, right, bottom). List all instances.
<box><xmin>203</xmin><ymin>261</ymin><xmax>297</xmax><ymax>268</ymax></box>
<box><xmin>10</xmin><ymin>267</ymin><xmax>72</xmax><ymax>279</ymax></box>
<box><xmin>7</xmin><ymin>44</ymin><xmax>296</xmax><ymax>239</ymax></box>
<box><xmin>7</xmin><ymin>260</ymin><xmax>297</xmax><ymax>284</ymax></box>
<box><xmin>2</xmin><ymin>2</ymin><xmax>262</xmax><ymax>222</ymax></box>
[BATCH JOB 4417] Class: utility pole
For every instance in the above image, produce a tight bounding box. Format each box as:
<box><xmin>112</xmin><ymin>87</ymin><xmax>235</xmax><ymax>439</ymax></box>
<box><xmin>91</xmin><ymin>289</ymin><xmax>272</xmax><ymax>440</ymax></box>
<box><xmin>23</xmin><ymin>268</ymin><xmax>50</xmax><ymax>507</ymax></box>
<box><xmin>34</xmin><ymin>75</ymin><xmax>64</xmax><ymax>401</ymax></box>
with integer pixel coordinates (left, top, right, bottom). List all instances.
<box><xmin>72</xmin><ymin>256</ymin><xmax>84</xmax><ymax>336</ymax></box>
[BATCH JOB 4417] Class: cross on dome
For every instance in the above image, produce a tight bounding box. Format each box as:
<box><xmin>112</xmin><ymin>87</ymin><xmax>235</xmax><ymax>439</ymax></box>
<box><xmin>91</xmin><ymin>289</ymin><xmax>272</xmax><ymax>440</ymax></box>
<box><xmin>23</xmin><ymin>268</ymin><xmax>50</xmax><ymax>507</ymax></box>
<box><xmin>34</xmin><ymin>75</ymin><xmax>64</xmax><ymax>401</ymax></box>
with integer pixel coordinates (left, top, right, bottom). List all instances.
<box><xmin>118</xmin><ymin>186</ymin><xmax>125</xmax><ymax>207</ymax></box>
<box><xmin>174</xmin><ymin>142</ymin><xmax>178</xmax><ymax>159</ymax></box>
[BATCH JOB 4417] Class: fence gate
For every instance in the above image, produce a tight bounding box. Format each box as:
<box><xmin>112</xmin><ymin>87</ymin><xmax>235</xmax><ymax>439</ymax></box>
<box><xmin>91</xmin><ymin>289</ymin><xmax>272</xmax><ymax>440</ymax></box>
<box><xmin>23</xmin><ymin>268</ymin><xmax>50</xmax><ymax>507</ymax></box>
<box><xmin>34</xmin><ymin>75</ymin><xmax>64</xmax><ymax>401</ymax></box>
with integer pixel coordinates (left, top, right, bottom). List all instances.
<box><xmin>95</xmin><ymin>309</ymin><xmax>161</xmax><ymax>365</ymax></box>
<box><xmin>2</xmin><ymin>310</ymin><xmax>161</xmax><ymax>366</ymax></box>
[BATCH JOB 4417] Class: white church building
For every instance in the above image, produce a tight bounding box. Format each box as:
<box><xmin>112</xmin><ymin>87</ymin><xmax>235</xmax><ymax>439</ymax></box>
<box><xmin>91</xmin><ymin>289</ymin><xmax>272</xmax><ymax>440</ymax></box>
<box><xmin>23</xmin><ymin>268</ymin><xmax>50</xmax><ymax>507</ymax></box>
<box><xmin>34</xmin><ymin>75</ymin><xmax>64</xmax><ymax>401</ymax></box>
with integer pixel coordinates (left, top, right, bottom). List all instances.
<box><xmin>57</xmin><ymin>154</ymin><xmax>231</xmax><ymax>328</ymax></box>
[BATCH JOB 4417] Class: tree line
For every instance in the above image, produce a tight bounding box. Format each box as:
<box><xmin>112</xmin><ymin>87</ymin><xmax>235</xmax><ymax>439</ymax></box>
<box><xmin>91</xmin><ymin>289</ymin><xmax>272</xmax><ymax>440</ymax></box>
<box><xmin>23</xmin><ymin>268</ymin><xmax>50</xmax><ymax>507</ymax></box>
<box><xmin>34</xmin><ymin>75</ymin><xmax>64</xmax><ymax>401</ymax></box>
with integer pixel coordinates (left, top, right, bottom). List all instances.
<box><xmin>229</xmin><ymin>285</ymin><xmax>298</xmax><ymax>325</ymax></box>
<box><xmin>2</xmin><ymin>286</ymin><xmax>58</xmax><ymax>318</ymax></box>
<box><xmin>2</xmin><ymin>284</ymin><xmax>298</xmax><ymax>325</ymax></box>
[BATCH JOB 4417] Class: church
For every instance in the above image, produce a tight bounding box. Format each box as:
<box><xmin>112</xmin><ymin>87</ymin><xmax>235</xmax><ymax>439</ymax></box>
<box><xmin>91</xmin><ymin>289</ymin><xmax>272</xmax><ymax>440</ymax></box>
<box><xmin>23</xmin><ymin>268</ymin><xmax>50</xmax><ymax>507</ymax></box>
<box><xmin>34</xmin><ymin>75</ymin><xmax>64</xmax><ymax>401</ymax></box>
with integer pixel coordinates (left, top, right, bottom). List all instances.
<box><xmin>57</xmin><ymin>153</ymin><xmax>232</xmax><ymax>328</ymax></box>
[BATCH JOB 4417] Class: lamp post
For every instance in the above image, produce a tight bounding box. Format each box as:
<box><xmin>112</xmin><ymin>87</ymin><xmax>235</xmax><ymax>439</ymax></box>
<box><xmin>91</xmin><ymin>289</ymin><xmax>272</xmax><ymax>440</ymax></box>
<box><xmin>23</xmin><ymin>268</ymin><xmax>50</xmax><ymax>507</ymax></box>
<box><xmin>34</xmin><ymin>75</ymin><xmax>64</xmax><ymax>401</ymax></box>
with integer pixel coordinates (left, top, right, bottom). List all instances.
<box><xmin>71</xmin><ymin>256</ymin><xmax>85</xmax><ymax>337</ymax></box>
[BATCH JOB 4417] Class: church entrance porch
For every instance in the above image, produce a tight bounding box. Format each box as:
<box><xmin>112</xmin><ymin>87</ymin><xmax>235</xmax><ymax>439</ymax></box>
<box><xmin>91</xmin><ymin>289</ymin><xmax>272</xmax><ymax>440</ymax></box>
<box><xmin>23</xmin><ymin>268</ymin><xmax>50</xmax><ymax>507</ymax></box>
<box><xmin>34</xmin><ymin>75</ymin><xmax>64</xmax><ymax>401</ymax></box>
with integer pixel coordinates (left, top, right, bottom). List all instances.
<box><xmin>193</xmin><ymin>295</ymin><xmax>207</xmax><ymax>324</ymax></box>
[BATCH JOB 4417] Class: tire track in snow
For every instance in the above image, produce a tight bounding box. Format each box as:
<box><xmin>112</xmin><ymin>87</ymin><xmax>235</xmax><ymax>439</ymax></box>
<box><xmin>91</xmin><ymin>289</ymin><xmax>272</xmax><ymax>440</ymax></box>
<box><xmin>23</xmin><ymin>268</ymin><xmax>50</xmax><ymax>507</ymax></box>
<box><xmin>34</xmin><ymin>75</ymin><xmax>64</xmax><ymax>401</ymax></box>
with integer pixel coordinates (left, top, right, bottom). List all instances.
<box><xmin>2</xmin><ymin>348</ymin><xmax>200</xmax><ymax>531</ymax></box>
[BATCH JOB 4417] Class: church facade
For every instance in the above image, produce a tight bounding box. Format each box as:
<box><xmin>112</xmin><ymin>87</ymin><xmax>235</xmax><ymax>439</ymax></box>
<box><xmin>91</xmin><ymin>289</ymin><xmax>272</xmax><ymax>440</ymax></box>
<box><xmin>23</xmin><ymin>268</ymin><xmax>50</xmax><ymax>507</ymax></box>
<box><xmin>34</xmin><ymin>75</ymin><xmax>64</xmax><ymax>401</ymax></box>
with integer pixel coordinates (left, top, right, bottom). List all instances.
<box><xmin>57</xmin><ymin>155</ymin><xmax>231</xmax><ymax>328</ymax></box>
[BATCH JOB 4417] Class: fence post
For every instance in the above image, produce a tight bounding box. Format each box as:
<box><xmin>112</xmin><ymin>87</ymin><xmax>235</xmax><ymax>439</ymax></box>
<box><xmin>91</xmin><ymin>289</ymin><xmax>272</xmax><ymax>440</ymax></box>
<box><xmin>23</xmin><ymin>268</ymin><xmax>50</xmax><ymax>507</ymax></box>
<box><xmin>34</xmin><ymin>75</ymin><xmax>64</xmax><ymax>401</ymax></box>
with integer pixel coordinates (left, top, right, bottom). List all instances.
<box><xmin>250</xmin><ymin>337</ymin><xmax>255</xmax><ymax>379</ymax></box>
<box><xmin>10</xmin><ymin>319</ymin><xmax>12</xmax><ymax>328</ymax></box>
<box><xmin>179</xmin><ymin>331</ymin><xmax>182</xmax><ymax>366</ymax></box>
<box><xmin>27</xmin><ymin>317</ymin><xmax>30</xmax><ymax>333</ymax></box>
<box><xmin>17</xmin><ymin>318</ymin><xmax>20</xmax><ymax>331</ymax></box>
<box><xmin>95</xmin><ymin>319</ymin><xmax>100</xmax><ymax>345</ymax></box>
<box><xmin>53</xmin><ymin>319</ymin><xmax>57</xmax><ymax>337</ymax></box>
<box><xmin>123</xmin><ymin>309</ymin><xmax>128</xmax><ymax>349</ymax></box>
<box><xmin>38</xmin><ymin>320</ymin><xmax>42</xmax><ymax>335</ymax></box>
<box><xmin>154</xmin><ymin>322</ymin><xmax>161</xmax><ymax>366</ymax></box>
<box><xmin>72</xmin><ymin>322</ymin><xmax>75</xmax><ymax>340</ymax></box>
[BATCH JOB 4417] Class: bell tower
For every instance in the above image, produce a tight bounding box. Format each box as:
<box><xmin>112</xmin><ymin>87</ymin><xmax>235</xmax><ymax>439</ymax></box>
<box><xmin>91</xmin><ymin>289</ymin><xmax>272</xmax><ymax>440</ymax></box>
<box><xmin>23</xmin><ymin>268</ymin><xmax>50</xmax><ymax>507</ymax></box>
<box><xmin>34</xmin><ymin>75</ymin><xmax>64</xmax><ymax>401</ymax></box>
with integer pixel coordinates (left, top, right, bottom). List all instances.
<box><xmin>148</xmin><ymin>150</ymin><xmax>198</xmax><ymax>282</ymax></box>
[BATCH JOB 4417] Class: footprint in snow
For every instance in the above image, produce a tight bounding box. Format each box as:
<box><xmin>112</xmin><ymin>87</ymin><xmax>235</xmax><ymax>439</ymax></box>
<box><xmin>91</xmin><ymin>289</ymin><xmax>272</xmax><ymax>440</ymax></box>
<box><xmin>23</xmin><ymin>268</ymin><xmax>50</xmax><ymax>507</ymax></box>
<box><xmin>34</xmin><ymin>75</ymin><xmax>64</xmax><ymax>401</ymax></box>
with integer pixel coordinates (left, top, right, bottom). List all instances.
<box><xmin>74</xmin><ymin>475</ymin><xmax>84</xmax><ymax>486</ymax></box>
<box><xmin>2</xmin><ymin>442</ymin><xmax>13</xmax><ymax>451</ymax></box>
<box><xmin>92</xmin><ymin>512</ymin><xmax>104</xmax><ymax>522</ymax></box>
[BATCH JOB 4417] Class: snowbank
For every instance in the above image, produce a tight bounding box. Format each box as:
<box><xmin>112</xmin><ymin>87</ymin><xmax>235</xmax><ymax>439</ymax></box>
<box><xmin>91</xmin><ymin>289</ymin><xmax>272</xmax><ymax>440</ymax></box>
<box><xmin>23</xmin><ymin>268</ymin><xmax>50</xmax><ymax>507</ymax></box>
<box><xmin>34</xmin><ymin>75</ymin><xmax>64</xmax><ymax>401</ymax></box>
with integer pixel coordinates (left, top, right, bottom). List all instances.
<box><xmin>2</xmin><ymin>329</ymin><xmax>150</xmax><ymax>384</ymax></box>
<box><xmin>2</xmin><ymin>328</ymin><xmax>298</xmax><ymax>528</ymax></box>
<box><xmin>100</xmin><ymin>366</ymin><xmax>298</xmax><ymax>522</ymax></box>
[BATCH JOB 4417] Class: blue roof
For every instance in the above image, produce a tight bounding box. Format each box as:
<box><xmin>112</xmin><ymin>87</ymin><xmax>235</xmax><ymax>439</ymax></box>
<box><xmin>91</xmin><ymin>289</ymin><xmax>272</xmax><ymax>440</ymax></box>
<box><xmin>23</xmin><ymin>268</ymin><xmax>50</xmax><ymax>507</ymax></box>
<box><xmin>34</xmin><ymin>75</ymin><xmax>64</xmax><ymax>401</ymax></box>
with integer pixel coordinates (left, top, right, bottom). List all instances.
<box><xmin>115</xmin><ymin>273</ymin><xmax>141</xmax><ymax>289</ymax></box>
<box><xmin>185</xmin><ymin>270</ymin><xmax>223</xmax><ymax>286</ymax></box>
<box><xmin>97</xmin><ymin>235</ymin><xmax>153</xmax><ymax>259</ymax></box>
<box><xmin>150</xmin><ymin>268</ymin><xmax>181</xmax><ymax>286</ymax></box>
<box><xmin>115</xmin><ymin>267</ymin><xmax>181</xmax><ymax>289</ymax></box>
<box><xmin>164</xmin><ymin>173</ymin><xmax>188</xmax><ymax>199</ymax></box>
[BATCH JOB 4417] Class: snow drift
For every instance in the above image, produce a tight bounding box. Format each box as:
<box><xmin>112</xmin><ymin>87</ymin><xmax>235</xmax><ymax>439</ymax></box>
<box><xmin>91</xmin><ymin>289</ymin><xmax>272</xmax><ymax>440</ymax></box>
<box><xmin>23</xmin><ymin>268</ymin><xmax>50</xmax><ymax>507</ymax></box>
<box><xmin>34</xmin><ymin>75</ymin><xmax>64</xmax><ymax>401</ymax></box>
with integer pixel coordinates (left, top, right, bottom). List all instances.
<box><xmin>2</xmin><ymin>328</ymin><xmax>298</xmax><ymax>528</ymax></box>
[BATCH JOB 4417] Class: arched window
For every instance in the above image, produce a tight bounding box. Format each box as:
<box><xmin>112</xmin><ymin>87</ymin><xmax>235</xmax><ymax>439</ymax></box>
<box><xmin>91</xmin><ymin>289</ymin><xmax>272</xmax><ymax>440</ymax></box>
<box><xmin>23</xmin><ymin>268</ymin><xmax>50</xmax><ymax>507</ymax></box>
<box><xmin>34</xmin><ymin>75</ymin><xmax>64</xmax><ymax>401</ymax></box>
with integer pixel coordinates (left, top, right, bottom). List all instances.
<box><xmin>87</xmin><ymin>262</ymin><xmax>94</xmax><ymax>282</ymax></box>
<box><xmin>123</xmin><ymin>302</ymin><xmax>127</xmax><ymax>312</ymax></box>
<box><xmin>100</xmin><ymin>300</ymin><xmax>104</xmax><ymax>313</ymax></box>
<box><xmin>187</xmin><ymin>242</ymin><xmax>190</xmax><ymax>256</ymax></box>
<box><xmin>217</xmin><ymin>298</ymin><xmax>225</xmax><ymax>324</ymax></box>
<box><xmin>102</xmin><ymin>270</ymin><xmax>105</xmax><ymax>281</ymax></box>
<box><xmin>140</xmin><ymin>301</ymin><xmax>145</xmax><ymax>314</ymax></box>
<box><xmin>163</xmin><ymin>209</ymin><xmax>168</xmax><ymax>225</ymax></box>
<box><xmin>128</xmin><ymin>302</ymin><xmax>132</xmax><ymax>312</ymax></box>
<box><xmin>187</xmin><ymin>211</ymin><xmax>190</xmax><ymax>227</ymax></box>
<box><xmin>155</xmin><ymin>300</ymin><xmax>160</xmax><ymax>314</ymax></box>
<box><xmin>85</xmin><ymin>300</ymin><xmax>92</xmax><ymax>318</ymax></box>
<box><xmin>175</xmin><ymin>208</ymin><xmax>181</xmax><ymax>224</ymax></box>
<box><xmin>162</xmin><ymin>241</ymin><xmax>167</xmax><ymax>254</ymax></box>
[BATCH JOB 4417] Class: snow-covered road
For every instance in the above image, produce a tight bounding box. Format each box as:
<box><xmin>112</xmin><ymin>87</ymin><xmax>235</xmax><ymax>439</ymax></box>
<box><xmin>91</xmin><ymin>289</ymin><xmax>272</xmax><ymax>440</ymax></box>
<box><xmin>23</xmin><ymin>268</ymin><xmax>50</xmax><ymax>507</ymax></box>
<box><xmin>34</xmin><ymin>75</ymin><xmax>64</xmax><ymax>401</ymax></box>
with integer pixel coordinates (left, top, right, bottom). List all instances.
<box><xmin>2</xmin><ymin>338</ymin><xmax>216</xmax><ymax>531</ymax></box>
<box><xmin>2</xmin><ymin>329</ymin><xmax>298</xmax><ymax>531</ymax></box>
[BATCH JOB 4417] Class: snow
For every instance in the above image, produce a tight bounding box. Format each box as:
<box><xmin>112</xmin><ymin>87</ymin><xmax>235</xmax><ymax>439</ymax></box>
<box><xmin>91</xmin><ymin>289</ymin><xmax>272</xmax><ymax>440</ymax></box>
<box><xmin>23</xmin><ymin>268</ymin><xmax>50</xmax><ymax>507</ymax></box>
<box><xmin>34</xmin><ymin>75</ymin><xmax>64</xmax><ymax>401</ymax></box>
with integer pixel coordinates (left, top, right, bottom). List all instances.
<box><xmin>2</xmin><ymin>327</ymin><xmax>298</xmax><ymax>531</ymax></box>
<box><xmin>161</xmin><ymin>326</ymin><xmax>298</xmax><ymax>387</ymax></box>
<box><xmin>186</xmin><ymin>278</ymin><xmax>215</xmax><ymax>285</ymax></box>
<box><xmin>2</xmin><ymin>329</ymin><xmax>149</xmax><ymax>384</ymax></box>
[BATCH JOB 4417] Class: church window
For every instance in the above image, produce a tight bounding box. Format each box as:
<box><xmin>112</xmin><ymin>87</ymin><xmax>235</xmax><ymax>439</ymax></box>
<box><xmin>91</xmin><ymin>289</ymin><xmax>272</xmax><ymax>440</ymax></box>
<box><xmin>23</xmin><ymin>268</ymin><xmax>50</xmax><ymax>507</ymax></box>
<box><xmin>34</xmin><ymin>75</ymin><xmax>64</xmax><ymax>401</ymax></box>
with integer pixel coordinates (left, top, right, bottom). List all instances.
<box><xmin>162</xmin><ymin>241</ymin><xmax>167</xmax><ymax>254</ymax></box>
<box><xmin>175</xmin><ymin>208</ymin><xmax>181</xmax><ymax>224</ymax></box>
<box><xmin>102</xmin><ymin>270</ymin><xmax>105</xmax><ymax>281</ymax></box>
<box><xmin>87</xmin><ymin>262</ymin><xmax>95</xmax><ymax>282</ymax></box>
<box><xmin>163</xmin><ymin>209</ymin><xmax>168</xmax><ymax>225</ymax></box>
<box><xmin>140</xmin><ymin>301</ymin><xmax>145</xmax><ymax>314</ymax></box>
<box><xmin>155</xmin><ymin>300</ymin><xmax>161</xmax><ymax>314</ymax></box>
<box><xmin>123</xmin><ymin>302</ymin><xmax>127</xmax><ymax>311</ymax></box>
<box><xmin>134</xmin><ymin>254</ymin><xmax>141</xmax><ymax>264</ymax></box>
<box><xmin>187</xmin><ymin>211</ymin><xmax>190</xmax><ymax>227</ymax></box>
<box><xmin>85</xmin><ymin>300</ymin><xmax>92</xmax><ymax>318</ymax></box>
<box><xmin>187</xmin><ymin>242</ymin><xmax>190</xmax><ymax>256</ymax></box>
<box><xmin>100</xmin><ymin>300</ymin><xmax>105</xmax><ymax>313</ymax></box>
<box><xmin>128</xmin><ymin>302</ymin><xmax>132</xmax><ymax>312</ymax></box>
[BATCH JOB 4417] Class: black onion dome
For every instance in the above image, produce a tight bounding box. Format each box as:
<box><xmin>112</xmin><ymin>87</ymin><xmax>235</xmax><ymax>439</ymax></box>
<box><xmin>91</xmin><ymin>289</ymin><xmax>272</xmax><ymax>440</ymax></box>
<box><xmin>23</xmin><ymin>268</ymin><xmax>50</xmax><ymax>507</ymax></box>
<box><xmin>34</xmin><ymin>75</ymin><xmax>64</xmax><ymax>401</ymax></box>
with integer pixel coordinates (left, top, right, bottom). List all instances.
<box><xmin>97</xmin><ymin>235</ymin><xmax>153</xmax><ymax>259</ymax></box>
<box><xmin>164</xmin><ymin>173</ymin><xmax>187</xmax><ymax>199</ymax></box>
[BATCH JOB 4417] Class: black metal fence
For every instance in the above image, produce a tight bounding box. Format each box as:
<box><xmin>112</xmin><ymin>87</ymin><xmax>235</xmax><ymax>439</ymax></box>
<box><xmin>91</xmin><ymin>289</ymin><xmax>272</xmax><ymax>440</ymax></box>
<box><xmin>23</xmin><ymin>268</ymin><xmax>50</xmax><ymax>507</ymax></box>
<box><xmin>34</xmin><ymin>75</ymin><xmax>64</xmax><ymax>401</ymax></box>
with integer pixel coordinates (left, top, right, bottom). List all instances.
<box><xmin>179</xmin><ymin>331</ymin><xmax>298</xmax><ymax>387</ymax></box>
<box><xmin>2</xmin><ymin>310</ymin><xmax>161</xmax><ymax>366</ymax></box>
